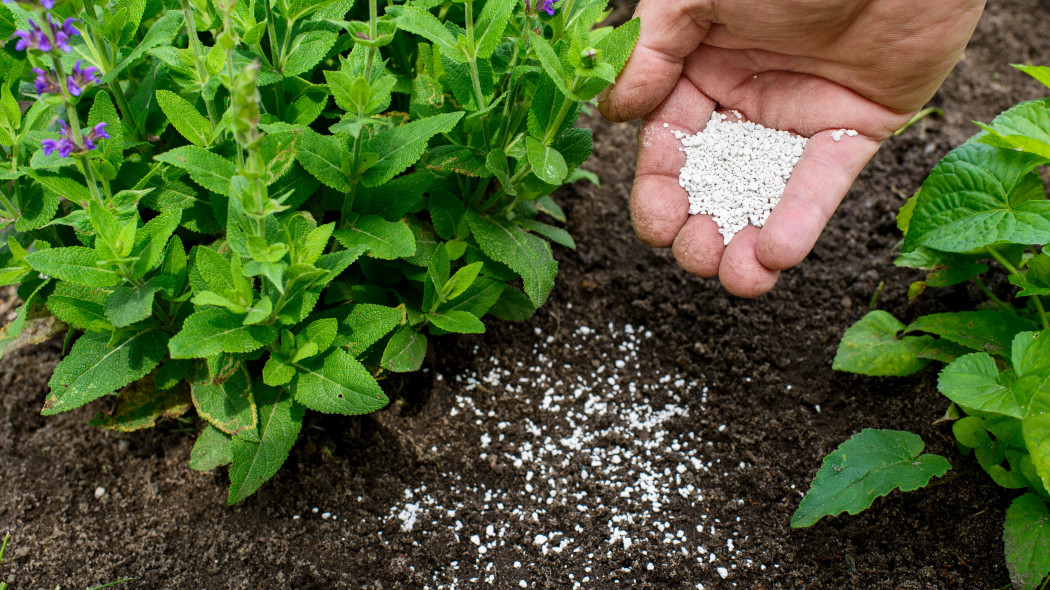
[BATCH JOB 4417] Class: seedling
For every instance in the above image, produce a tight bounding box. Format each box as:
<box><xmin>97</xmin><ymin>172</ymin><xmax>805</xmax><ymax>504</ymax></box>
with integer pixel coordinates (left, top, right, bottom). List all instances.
<box><xmin>793</xmin><ymin>64</ymin><xmax>1050</xmax><ymax>590</ymax></box>
<box><xmin>0</xmin><ymin>0</ymin><xmax>639</xmax><ymax>503</ymax></box>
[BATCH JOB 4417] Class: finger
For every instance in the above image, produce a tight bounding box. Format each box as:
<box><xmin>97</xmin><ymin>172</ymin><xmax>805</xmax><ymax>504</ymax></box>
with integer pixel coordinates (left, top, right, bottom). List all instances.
<box><xmin>598</xmin><ymin>0</ymin><xmax>713</xmax><ymax>122</ymax></box>
<box><xmin>672</xmin><ymin>214</ymin><xmax>725</xmax><ymax>278</ymax></box>
<box><xmin>755</xmin><ymin>131</ymin><xmax>882</xmax><ymax>271</ymax></box>
<box><xmin>718</xmin><ymin>226</ymin><xmax>780</xmax><ymax>298</ymax></box>
<box><xmin>631</xmin><ymin>78</ymin><xmax>716</xmax><ymax>247</ymax></box>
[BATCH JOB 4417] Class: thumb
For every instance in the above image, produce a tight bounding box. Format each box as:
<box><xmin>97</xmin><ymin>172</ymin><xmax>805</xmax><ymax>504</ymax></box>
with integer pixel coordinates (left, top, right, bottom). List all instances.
<box><xmin>598</xmin><ymin>0</ymin><xmax>713</xmax><ymax>122</ymax></box>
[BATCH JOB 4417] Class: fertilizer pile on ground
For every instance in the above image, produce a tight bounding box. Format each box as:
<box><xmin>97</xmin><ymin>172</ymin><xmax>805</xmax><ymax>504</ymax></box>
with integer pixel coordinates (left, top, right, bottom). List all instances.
<box><xmin>673</xmin><ymin>112</ymin><xmax>814</xmax><ymax>245</ymax></box>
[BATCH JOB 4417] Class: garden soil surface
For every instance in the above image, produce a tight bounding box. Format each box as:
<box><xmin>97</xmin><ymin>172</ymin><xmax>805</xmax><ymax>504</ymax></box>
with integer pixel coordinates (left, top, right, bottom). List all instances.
<box><xmin>2</xmin><ymin>1</ymin><xmax>1049</xmax><ymax>588</ymax></box>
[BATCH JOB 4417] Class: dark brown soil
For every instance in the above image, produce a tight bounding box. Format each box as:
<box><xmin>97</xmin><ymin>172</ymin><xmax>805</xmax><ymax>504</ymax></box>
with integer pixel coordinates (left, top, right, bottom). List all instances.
<box><xmin>2</xmin><ymin>1</ymin><xmax>1048</xmax><ymax>588</ymax></box>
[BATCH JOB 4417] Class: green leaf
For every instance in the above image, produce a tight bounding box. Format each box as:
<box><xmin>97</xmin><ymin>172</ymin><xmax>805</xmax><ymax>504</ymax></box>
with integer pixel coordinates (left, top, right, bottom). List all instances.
<box><xmin>106</xmin><ymin>279</ymin><xmax>166</xmax><ymax>328</ymax></box>
<box><xmin>446</xmin><ymin>276</ymin><xmax>504</xmax><ymax>318</ymax></box>
<box><xmin>155</xmin><ymin>90</ymin><xmax>212</xmax><ymax>147</ymax></box>
<box><xmin>282</xmin><ymin>30</ymin><xmax>338</xmax><ymax>78</ymax></box>
<box><xmin>293</xmin><ymin>348</ymin><xmax>388</xmax><ymax>414</ymax></box>
<box><xmin>938</xmin><ymin>353</ymin><xmax>1025</xmax><ymax>417</ymax></box>
<box><xmin>333</xmin><ymin>215</ymin><xmax>416</xmax><ymax>260</ymax></box>
<box><xmin>428</xmin><ymin>309</ymin><xmax>484</xmax><ymax>334</ymax></box>
<box><xmin>382</xmin><ymin>324</ymin><xmax>426</xmax><ymax>373</ymax></box>
<box><xmin>529</xmin><ymin>32</ymin><xmax>576</xmax><ymax>100</ymax></box>
<box><xmin>1010</xmin><ymin>253</ymin><xmax>1050</xmax><ymax>296</ymax></box>
<box><xmin>45</xmin><ymin>282</ymin><xmax>113</xmax><ymax>332</ymax></box>
<box><xmin>15</xmin><ymin>187</ymin><xmax>60</xmax><ymax>232</ymax></box>
<box><xmin>42</xmin><ymin>331</ymin><xmax>168</xmax><ymax>415</ymax></box>
<box><xmin>489</xmin><ymin>285</ymin><xmax>536</xmax><ymax>321</ymax></box>
<box><xmin>1015</xmin><ymin>64</ymin><xmax>1050</xmax><ymax>90</ymax></box>
<box><xmin>25</xmin><ymin>246</ymin><xmax>121</xmax><ymax>288</ymax></box>
<box><xmin>397</xmin><ymin>7</ymin><xmax>467</xmax><ymax>62</ymax></box>
<box><xmin>976</xmin><ymin>98</ymin><xmax>1050</xmax><ymax>159</ymax></box>
<box><xmin>90</xmin><ymin>377</ymin><xmax>191</xmax><ymax>432</ymax></box>
<box><xmin>466</xmin><ymin>211</ymin><xmax>558</xmax><ymax>308</ymax></box>
<box><xmin>791</xmin><ymin>429</ymin><xmax>951</xmax><ymax>528</ymax></box>
<box><xmin>130</xmin><ymin>210</ymin><xmax>181</xmax><ymax>279</ymax></box>
<box><xmin>191</xmin><ymin>362</ymin><xmax>257</xmax><ymax>436</ymax></box>
<box><xmin>169</xmin><ymin>307</ymin><xmax>278</xmax><ymax>358</ymax></box>
<box><xmin>517</xmin><ymin>218</ymin><xmax>576</xmax><ymax>250</ymax></box>
<box><xmin>190</xmin><ymin>424</ymin><xmax>232</xmax><ymax>471</ymax></box>
<box><xmin>1023</xmin><ymin>414</ymin><xmax>1050</xmax><ymax>493</ymax></box>
<box><xmin>101</xmin><ymin>10</ymin><xmax>184</xmax><ymax>84</ymax></box>
<box><xmin>360</xmin><ymin>112</ymin><xmax>464</xmax><ymax>187</ymax></box>
<box><xmin>526</xmin><ymin>136</ymin><xmax>568</xmax><ymax>185</ymax></box>
<box><xmin>296</xmin><ymin>127</ymin><xmax>350</xmax><ymax>191</ymax></box>
<box><xmin>833</xmin><ymin>310</ymin><xmax>934</xmax><ymax>376</ymax></box>
<box><xmin>228</xmin><ymin>384</ymin><xmax>304</xmax><ymax>504</ymax></box>
<box><xmin>906</xmin><ymin>310</ymin><xmax>1036</xmax><ymax>358</ymax></box>
<box><xmin>444</xmin><ymin>261</ymin><xmax>483</xmax><ymax>301</ymax></box>
<box><xmin>155</xmin><ymin>146</ymin><xmax>236</xmax><ymax>195</ymax></box>
<box><xmin>902</xmin><ymin>142</ymin><xmax>1050</xmax><ymax>253</ymax></box>
<box><xmin>338</xmin><ymin>303</ymin><xmax>405</xmax><ymax>356</ymax></box>
<box><xmin>1003</xmin><ymin>493</ymin><xmax>1050</xmax><ymax>590</ymax></box>
<box><xmin>355</xmin><ymin>171</ymin><xmax>433</xmax><ymax>221</ymax></box>
<box><xmin>263</xmin><ymin>356</ymin><xmax>296</xmax><ymax>386</ymax></box>
<box><xmin>473</xmin><ymin>0</ymin><xmax>512</xmax><ymax>58</ymax></box>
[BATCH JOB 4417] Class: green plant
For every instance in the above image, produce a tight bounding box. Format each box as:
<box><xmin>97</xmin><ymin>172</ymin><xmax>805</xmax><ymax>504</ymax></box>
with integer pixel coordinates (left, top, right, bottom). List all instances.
<box><xmin>0</xmin><ymin>0</ymin><xmax>639</xmax><ymax>503</ymax></box>
<box><xmin>792</xmin><ymin>65</ymin><xmax>1050</xmax><ymax>590</ymax></box>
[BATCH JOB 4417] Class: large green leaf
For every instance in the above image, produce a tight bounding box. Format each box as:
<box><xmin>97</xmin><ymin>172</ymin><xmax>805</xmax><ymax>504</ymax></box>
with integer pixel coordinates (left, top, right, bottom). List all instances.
<box><xmin>293</xmin><ymin>348</ymin><xmax>388</xmax><ymax>414</ymax></box>
<box><xmin>45</xmin><ymin>282</ymin><xmax>113</xmax><ymax>332</ymax></box>
<box><xmin>106</xmin><ymin>279</ymin><xmax>166</xmax><ymax>328</ymax></box>
<box><xmin>833</xmin><ymin>311</ymin><xmax>934</xmax><ymax>376</ymax></box>
<box><xmin>1003</xmin><ymin>493</ymin><xmax>1050</xmax><ymax>590</ymax></box>
<box><xmin>155</xmin><ymin>90</ymin><xmax>212</xmax><ymax>147</ymax></box>
<box><xmin>25</xmin><ymin>247</ymin><xmax>121</xmax><ymax>288</ymax></box>
<box><xmin>360</xmin><ymin>112</ymin><xmax>464</xmax><ymax>187</ymax></box>
<box><xmin>1023</xmin><ymin>414</ymin><xmax>1050</xmax><ymax>493</ymax></box>
<box><xmin>101</xmin><ymin>10</ymin><xmax>184</xmax><ymax>83</ymax></box>
<box><xmin>976</xmin><ymin>98</ymin><xmax>1050</xmax><ymax>159</ymax></box>
<box><xmin>906</xmin><ymin>310</ymin><xmax>1036</xmax><ymax>358</ymax></box>
<box><xmin>168</xmin><ymin>307</ymin><xmax>277</xmax><ymax>358</ymax></box>
<box><xmin>190</xmin><ymin>424</ymin><xmax>232</xmax><ymax>471</ymax></box>
<box><xmin>154</xmin><ymin>146</ymin><xmax>236</xmax><ymax>195</ymax></box>
<box><xmin>282</xmin><ymin>30</ymin><xmax>338</xmax><ymax>78</ymax></box>
<box><xmin>338</xmin><ymin>303</ymin><xmax>405</xmax><ymax>356</ymax></box>
<box><xmin>190</xmin><ymin>362</ymin><xmax>257</xmax><ymax>436</ymax></box>
<box><xmin>228</xmin><ymin>384</ymin><xmax>304</xmax><ymax>504</ymax></box>
<box><xmin>428</xmin><ymin>309</ymin><xmax>484</xmax><ymax>334</ymax></box>
<box><xmin>333</xmin><ymin>215</ymin><xmax>415</xmax><ymax>260</ymax></box>
<box><xmin>791</xmin><ymin>429</ymin><xmax>951</xmax><ymax>528</ymax></box>
<box><xmin>526</xmin><ymin>136</ymin><xmax>568</xmax><ymax>185</ymax></box>
<box><xmin>381</xmin><ymin>324</ymin><xmax>426</xmax><ymax>373</ymax></box>
<box><xmin>396</xmin><ymin>7</ymin><xmax>466</xmax><ymax>62</ymax></box>
<box><xmin>902</xmin><ymin>142</ymin><xmax>1050</xmax><ymax>253</ymax></box>
<box><xmin>296</xmin><ymin>127</ymin><xmax>350</xmax><ymax>191</ymax></box>
<box><xmin>939</xmin><ymin>331</ymin><xmax>1050</xmax><ymax>420</ymax></box>
<box><xmin>42</xmin><ymin>331</ymin><xmax>168</xmax><ymax>415</ymax></box>
<box><xmin>473</xmin><ymin>0</ymin><xmax>512</xmax><ymax>58</ymax></box>
<box><xmin>465</xmin><ymin>211</ymin><xmax>557</xmax><ymax>307</ymax></box>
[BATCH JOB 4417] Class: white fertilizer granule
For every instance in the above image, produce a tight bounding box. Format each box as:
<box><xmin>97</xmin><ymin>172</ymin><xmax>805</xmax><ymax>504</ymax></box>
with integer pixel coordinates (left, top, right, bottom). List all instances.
<box><xmin>674</xmin><ymin>112</ymin><xmax>809</xmax><ymax>245</ymax></box>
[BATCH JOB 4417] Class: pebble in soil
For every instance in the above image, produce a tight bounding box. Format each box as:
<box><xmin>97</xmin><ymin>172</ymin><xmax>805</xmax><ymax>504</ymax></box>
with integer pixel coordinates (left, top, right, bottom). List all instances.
<box><xmin>317</xmin><ymin>320</ymin><xmax>774</xmax><ymax>588</ymax></box>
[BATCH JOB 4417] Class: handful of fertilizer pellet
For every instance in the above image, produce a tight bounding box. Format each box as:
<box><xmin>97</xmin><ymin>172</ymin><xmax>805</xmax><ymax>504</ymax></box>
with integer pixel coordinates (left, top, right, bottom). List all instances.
<box><xmin>673</xmin><ymin>112</ymin><xmax>810</xmax><ymax>245</ymax></box>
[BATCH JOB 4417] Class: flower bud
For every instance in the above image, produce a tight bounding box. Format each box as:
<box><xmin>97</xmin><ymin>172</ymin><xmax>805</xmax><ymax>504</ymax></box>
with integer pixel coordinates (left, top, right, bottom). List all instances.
<box><xmin>232</xmin><ymin>61</ymin><xmax>262</xmax><ymax>150</ymax></box>
<box><xmin>580</xmin><ymin>47</ymin><xmax>599</xmax><ymax>68</ymax></box>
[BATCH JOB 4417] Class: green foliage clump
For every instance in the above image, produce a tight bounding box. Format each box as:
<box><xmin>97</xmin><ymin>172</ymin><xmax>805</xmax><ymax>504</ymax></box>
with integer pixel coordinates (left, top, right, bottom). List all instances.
<box><xmin>794</xmin><ymin>65</ymin><xmax>1050</xmax><ymax>590</ymax></box>
<box><xmin>0</xmin><ymin>0</ymin><xmax>639</xmax><ymax>503</ymax></box>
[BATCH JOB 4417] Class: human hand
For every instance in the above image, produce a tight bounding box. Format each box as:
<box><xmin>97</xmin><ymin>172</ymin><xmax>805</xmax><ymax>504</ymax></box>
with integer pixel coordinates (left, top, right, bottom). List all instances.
<box><xmin>598</xmin><ymin>0</ymin><xmax>985</xmax><ymax>297</ymax></box>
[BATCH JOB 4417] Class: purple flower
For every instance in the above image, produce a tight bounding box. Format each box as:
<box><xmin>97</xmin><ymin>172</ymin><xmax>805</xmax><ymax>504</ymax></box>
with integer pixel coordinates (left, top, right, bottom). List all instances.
<box><xmin>52</xmin><ymin>15</ymin><xmax>79</xmax><ymax>52</ymax></box>
<box><xmin>66</xmin><ymin>60</ymin><xmax>98</xmax><ymax>96</ymax></box>
<box><xmin>13</xmin><ymin>20</ymin><xmax>51</xmax><ymax>52</ymax></box>
<box><xmin>530</xmin><ymin>0</ymin><xmax>558</xmax><ymax>15</ymax></box>
<box><xmin>32</xmin><ymin>67</ymin><xmax>61</xmax><ymax>95</ymax></box>
<box><xmin>39</xmin><ymin>120</ymin><xmax>106</xmax><ymax>158</ymax></box>
<box><xmin>2</xmin><ymin>0</ymin><xmax>56</xmax><ymax>11</ymax></box>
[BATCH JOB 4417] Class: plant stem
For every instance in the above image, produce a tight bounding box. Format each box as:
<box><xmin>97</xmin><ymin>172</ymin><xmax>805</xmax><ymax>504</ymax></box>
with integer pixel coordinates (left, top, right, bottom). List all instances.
<box><xmin>542</xmin><ymin>78</ymin><xmax>580</xmax><ymax>145</ymax></box>
<box><xmin>973</xmin><ymin>277</ymin><xmax>1012</xmax><ymax>312</ymax></box>
<box><xmin>340</xmin><ymin>136</ymin><xmax>362</xmax><ymax>226</ymax></box>
<box><xmin>179</xmin><ymin>0</ymin><xmax>220</xmax><ymax>125</ymax></box>
<box><xmin>55</xmin><ymin>63</ymin><xmax>103</xmax><ymax>204</ymax></box>
<box><xmin>362</xmin><ymin>0</ymin><xmax>378</xmax><ymax>79</ymax></box>
<box><xmin>263</xmin><ymin>0</ymin><xmax>282</xmax><ymax>69</ymax></box>
<box><xmin>463</xmin><ymin>0</ymin><xmax>491</xmax><ymax>146</ymax></box>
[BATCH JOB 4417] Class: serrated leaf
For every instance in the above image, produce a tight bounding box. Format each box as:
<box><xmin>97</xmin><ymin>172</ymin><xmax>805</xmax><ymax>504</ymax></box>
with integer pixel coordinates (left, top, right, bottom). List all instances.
<box><xmin>91</xmin><ymin>376</ymin><xmax>191</xmax><ymax>432</ymax></box>
<box><xmin>106</xmin><ymin>279</ymin><xmax>166</xmax><ymax>327</ymax></box>
<box><xmin>296</xmin><ymin>127</ymin><xmax>350</xmax><ymax>191</ymax></box>
<box><xmin>45</xmin><ymin>282</ymin><xmax>113</xmax><ymax>332</ymax></box>
<box><xmin>473</xmin><ymin>0</ymin><xmax>512</xmax><ymax>58</ymax></box>
<box><xmin>1004</xmin><ymin>493</ymin><xmax>1050</xmax><ymax>590</ymax></box>
<box><xmin>465</xmin><ymin>211</ymin><xmax>557</xmax><ymax>307</ymax></box>
<box><xmin>130</xmin><ymin>210</ymin><xmax>181</xmax><ymax>279</ymax></box>
<box><xmin>525</xmin><ymin>136</ymin><xmax>568</xmax><ymax>184</ymax></box>
<box><xmin>228</xmin><ymin>384</ymin><xmax>304</xmax><ymax>504</ymax></box>
<box><xmin>906</xmin><ymin>311</ymin><xmax>1036</xmax><ymax>358</ymax></box>
<box><xmin>190</xmin><ymin>424</ymin><xmax>232</xmax><ymax>471</ymax></box>
<box><xmin>938</xmin><ymin>353</ymin><xmax>1025</xmax><ymax>417</ymax></box>
<box><xmin>360</xmin><ymin>112</ymin><xmax>464</xmax><ymax>187</ymax></box>
<box><xmin>382</xmin><ymin>324</ymin><xmax>426</xmax><ymax>372</ymax></box>
<box><xmin>293</xmin><ymin>348</ymin><xmax>388</xmax><ymax>414</ymax></box>
<box><xmin>1023</xmin><ymin>414</ymin><xmax>1050</xmax><ymax>493</ymax></box>
<box><xmin>42</xmin><ymin>331</ymin><xmax>168</xmax><ymax>415</ymax></box>
<box><xmin>168</xmin><ymin>307</ymin><xmax>278</xmax><ymax>358</ymax></box>
<box><xmin>25</xmin><ymin>247</ymin><xmax>121</xmax><ymax>287</ymax></box>
<box><xmin>428</xmin><ymin>309</ymin><xmax>484</xmax><ymax>334</ymax></box>
<box><xmin>355</xmin><ymin>171</ymin><xmax>433</xmax><ymax>221</ymax></box>
<box><xmin>282</xmin><ymin>30</ymin><xmax>338</xmax><ymax>78</ymax></box>
<box><xmin>31</xmin><ymin>174</ymin><xmax>92</xmax><ymax>208</ymax></box>
<box><xmin>333</xmin><ymin>215</ymin><xmax>415</xmax><ymax>260</ymax></box>
<box><xmin>338</xmin><ymin>303</ymin><xmax>405</xmax><ymax>356</ymax></box>
<box><xmin>516</xmin><ymin>218</ymin><xmax>575</xmax><ymax>250</ymax></box>
<box><xmin>156</xmin><ymin>90</ymin><xmax>212</xmax><ymax>147</ymax></box>
<box><xmin>191</xmin><ymin>362</ymin><xmax>257</xmax><ymax>436</ymax></box>
<box><xmin>102</xmin><ymin>10</ymin><xmax>184</xmax><ymax>84</ymax></box>
<box><xmin>155</xmin><ymin>146</ymin><xmax>236</xmax><ymax>195</ymax></box>
<box><xmin>529</xmin><ymin>32</ymin><xmax>576</xmax><ymax>100</ymax></box>
<box><xmin>791</xmin><ymin>429</ymin><xmax>951</xmax><ymax>528</ymax></box>
<box><xmin>397</xmin><ymin>6</ymin><xmax>466</xmax><ymax>62</ymax></box>
<box><xmin>15</xmin><ymin>188</ymin><xmax>60</xmax><ymax>232</ymax></box>
<box><xmin>833</xmin><ymin>310</ymin><xmax>934</xmax><ymax>376</ymax></box>
<box><xmin>902</xmin><ymin>141</ymin><xmax>1050</xmax><ymax>253</ymax></box>
<box><xmin>976</xmin><ymin>98</ymin><xmax>1050</xmax><ymax>159</ymax></box>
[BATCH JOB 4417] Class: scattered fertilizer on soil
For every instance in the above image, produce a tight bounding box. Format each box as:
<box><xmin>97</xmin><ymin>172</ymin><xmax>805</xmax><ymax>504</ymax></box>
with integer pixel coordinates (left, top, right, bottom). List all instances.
<box><xmin>363</xmin><ymin>322</ymin><xmax>758</xmax><ymax>588</ymax></box>
<box><xmin>674</xmin><ymin>112</ymin><xmax>809</xmax><ymax>245</ymax></box>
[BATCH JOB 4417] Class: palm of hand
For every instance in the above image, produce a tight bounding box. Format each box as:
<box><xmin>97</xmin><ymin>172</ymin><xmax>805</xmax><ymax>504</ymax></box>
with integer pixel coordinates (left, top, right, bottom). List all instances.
<box><xmin>599</xmin><ymin>0</ymin><xmax>985</xmax><ymax>297</ymax></box>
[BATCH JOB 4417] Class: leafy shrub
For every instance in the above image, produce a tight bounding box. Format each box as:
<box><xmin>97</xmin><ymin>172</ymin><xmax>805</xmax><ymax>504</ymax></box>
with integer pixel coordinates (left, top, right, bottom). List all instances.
<box><xmin>0</xmin><ymin>0</ymin><xmax>639</xmax><ymax>503</ymax></box>
<box><xmin>793</xmin><ymin>65</ymin><xmax>1050</xmax><ymax>590</ymax></box>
